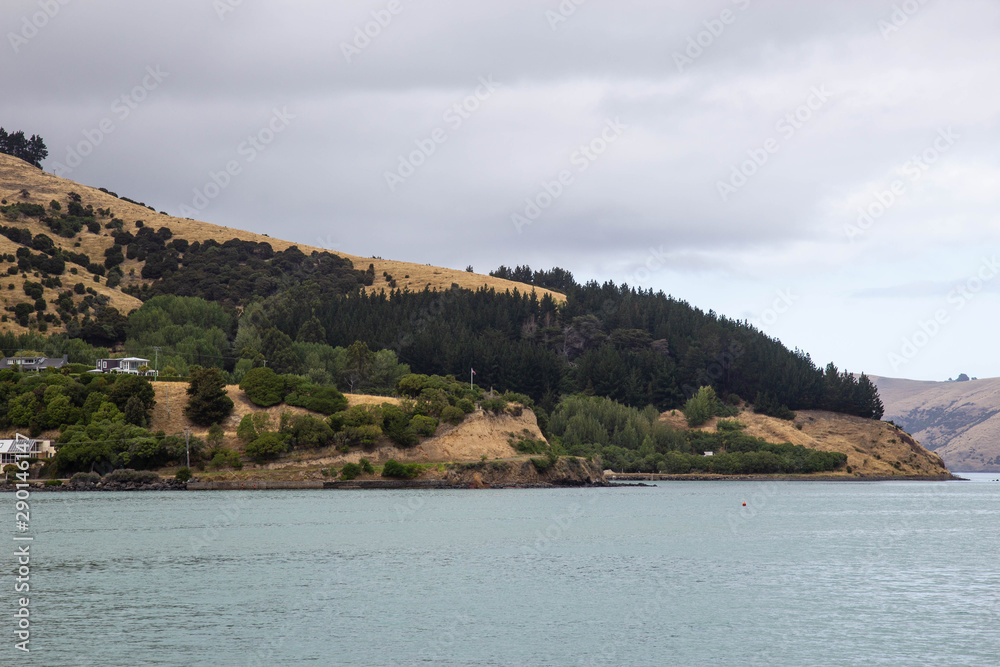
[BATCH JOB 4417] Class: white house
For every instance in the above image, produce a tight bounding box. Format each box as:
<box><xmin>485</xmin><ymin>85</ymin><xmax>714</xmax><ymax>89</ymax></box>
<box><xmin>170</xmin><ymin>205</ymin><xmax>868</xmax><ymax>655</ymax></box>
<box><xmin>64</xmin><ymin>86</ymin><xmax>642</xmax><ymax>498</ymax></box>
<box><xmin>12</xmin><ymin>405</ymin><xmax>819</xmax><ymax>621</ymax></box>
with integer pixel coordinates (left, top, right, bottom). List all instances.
<box><xmin>0</xmin><ymin>438</ymin><xmax>54</xmax><ymax>465</ymax></box>
<box><xmin>93</xmin><ymin>357</ymin><xmax>157</xmax><ymax>376</ymax></box>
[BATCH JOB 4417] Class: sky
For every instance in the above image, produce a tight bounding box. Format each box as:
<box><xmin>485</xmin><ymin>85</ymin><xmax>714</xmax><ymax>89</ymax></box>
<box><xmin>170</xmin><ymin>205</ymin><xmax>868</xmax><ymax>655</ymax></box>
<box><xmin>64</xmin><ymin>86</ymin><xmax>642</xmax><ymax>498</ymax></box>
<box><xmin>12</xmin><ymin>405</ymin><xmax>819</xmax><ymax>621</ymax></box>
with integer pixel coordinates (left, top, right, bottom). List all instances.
<box><xmin>2</xmin><ymin>0</ymin><xmax>998</xmax><ymax>382</ymax></box>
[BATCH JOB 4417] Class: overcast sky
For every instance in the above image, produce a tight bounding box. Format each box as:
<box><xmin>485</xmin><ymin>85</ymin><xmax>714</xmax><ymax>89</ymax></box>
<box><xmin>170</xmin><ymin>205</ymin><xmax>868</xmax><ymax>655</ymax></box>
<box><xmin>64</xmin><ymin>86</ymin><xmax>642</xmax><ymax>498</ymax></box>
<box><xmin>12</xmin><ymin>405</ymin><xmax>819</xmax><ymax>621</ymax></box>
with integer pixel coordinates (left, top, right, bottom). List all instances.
<box><xmin>3</xmin><ymin>0</ymin><xmax>998</xmax><ymax>381</ymax></box>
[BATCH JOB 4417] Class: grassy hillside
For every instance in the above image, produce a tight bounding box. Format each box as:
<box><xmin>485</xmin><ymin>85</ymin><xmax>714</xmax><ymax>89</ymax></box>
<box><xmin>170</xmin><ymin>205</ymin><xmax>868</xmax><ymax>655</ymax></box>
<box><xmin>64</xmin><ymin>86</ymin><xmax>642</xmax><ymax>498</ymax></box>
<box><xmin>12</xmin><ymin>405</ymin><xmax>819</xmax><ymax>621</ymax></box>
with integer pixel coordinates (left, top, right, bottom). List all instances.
<box><xmin>872</xmin><ymin>375</ymin><xmax>1000</xmax><ymax>472</ymax></box>
<box><xmin>0</xmin><ymin>152</ymin><xmax>563</xmax><ymax>335</ymax></box>
<box><xmin>660</xmin><ymin>407</ymin><xmax>950</xmax><ymax>477</ymax></box>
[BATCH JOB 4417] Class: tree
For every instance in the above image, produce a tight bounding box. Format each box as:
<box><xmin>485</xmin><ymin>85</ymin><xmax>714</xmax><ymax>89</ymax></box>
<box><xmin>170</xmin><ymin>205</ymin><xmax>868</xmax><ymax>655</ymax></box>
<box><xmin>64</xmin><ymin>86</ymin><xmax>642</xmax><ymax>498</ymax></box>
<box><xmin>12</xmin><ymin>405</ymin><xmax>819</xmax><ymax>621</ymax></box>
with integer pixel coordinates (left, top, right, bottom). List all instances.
<box><xmin>108</xmin><ymin>375</ymin><xmax>156</xmax><ymax>416</ymax></box>
<box><xmin>239</xmin><ymin>367</ymin><xmax>286</xmax><ymax>407</ymax></box>
<box><xmin>184</xmin><ymin>367</ymin><xmax>234</xmax><ymax>426</ymax></box>
<box><xmin>123</xmin><ymin>395</ymin><xmax>148</xmax><ymax>426</ymax></box>
<box><xmin>340</xmin><ymin>340</ymin><xmax>374</xmax><ymax>392</ymax></box>
<box><xmin>0</xmin><ymin>128</ymin><xmax>48</xmax><ymax>168</ymax></box>
<box><xmin>683</xmin><ymin>386</ymin><xmax>717</xmax><ymax>427</ymax></box>
<box><xmin>244</xmin><ymin>432</ymin><xmax>289</xmax><ymax>463</ymax></box>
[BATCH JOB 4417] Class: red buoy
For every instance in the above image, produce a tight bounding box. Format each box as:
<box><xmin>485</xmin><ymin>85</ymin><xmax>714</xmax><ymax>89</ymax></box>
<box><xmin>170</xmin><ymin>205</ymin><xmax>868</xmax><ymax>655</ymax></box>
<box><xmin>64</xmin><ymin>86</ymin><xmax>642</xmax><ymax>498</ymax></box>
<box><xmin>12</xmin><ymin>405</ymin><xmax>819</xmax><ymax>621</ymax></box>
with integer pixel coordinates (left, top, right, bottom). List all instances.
<box><xmin>742</xmin><ymin>502</ymin><xmax>746</xmax><ymax>506</ymax></box>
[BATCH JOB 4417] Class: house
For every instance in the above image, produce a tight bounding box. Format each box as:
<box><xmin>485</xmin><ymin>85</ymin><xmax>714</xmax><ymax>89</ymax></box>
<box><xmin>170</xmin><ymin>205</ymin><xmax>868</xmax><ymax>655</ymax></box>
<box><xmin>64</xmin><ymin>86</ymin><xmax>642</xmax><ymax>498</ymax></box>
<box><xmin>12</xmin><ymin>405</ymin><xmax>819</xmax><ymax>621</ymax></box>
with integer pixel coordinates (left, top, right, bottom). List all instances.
<box><xmin>0</xmin><ymin>438</ymin><xmax>55</xmax><ymax>465</ymax></box>
<box><xmin>0</xmin><ymin>354</ymin><xmax>69</xmax><ymax>372</ymax></box>
<box><xmin>93</xmin><ymin>357</ymin><xmax>157</xmax><ymax>376</ymax></box>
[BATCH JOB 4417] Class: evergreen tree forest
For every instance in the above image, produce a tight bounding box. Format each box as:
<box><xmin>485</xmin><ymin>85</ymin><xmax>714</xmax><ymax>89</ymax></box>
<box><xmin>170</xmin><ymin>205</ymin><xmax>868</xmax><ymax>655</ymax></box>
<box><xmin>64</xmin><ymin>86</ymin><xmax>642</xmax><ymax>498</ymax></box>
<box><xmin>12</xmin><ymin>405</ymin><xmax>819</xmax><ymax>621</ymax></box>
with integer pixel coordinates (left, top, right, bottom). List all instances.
<box><xmin>238</xmin><ymin>276</ymin><xmax>883</xmax><ymax>419</ymax></box>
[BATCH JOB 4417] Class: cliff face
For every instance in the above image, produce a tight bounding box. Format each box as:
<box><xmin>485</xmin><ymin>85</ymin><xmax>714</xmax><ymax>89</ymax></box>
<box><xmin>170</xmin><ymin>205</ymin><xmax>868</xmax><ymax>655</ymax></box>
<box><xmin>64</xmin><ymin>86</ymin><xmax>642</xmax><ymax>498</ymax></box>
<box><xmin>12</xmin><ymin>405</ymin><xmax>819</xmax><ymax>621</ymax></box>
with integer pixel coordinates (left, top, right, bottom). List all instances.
<box><xmin>444</xmin><ymin>457</ymin><xmax>607</xmax><ymax>488</ymax></box>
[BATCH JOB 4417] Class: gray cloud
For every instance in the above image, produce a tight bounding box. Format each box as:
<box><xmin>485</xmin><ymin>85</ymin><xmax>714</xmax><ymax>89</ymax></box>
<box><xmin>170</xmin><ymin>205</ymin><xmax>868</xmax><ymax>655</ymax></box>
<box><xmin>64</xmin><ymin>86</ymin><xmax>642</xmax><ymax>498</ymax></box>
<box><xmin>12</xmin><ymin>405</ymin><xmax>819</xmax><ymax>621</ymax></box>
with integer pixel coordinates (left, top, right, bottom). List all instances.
<box><xmin>2</xmin><ymin>0</ymin><xmax>999</xmax><ymax>380</ymax></box>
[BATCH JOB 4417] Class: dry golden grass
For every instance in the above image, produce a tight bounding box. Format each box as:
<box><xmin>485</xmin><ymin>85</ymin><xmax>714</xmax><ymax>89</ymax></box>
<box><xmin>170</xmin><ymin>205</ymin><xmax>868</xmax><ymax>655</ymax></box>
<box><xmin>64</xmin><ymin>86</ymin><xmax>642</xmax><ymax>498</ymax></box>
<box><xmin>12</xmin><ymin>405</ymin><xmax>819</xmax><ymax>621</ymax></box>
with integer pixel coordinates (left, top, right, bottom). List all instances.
<box><xmin>145</xmin><ymin>381</ymin><xmax>529</xmax><ymax>474</ymax></box>
<box><xmin>0</xmin><ymin>152</ymin><xmax>563</xmax><ymax>336</ymax></box>
<box><xmin>661</xmin><ymin>406</ymin><xmax>949</xmax><ymax>477</ymax></box>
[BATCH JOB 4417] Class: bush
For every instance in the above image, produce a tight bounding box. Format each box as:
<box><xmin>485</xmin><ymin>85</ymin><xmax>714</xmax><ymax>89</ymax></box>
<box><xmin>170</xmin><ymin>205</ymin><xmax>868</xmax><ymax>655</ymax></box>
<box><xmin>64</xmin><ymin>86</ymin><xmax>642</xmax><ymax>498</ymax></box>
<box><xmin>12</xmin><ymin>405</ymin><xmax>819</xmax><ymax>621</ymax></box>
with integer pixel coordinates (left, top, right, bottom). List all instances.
<box><xmin>410</xmin><ymin>414</ymin><xmax>439</xmax><ymax>437</ymax></box>
<box><xmin>382</xmin><ymin>459</ymin><xmax>420</xmax><ymax>479</ymax></box>
<box><xmin>70</xmin><ymin>472</ymin><xmax>101</xmax><ymax>486</ymax></box>
<box><xmin>344</xmin><ymin>424</ymin><xmax>382</xmax><ymax>447</ymax></box>
<box><xmin>382</xmin><ymin>404</ymin><xmax>418</xmax><ymax>447</ymax></box>
<box><xmin>240</xmin><ymin>367</ymin><xmax>287</xmax><ymax>407</ymax></box>
<box><xmin>175</xmin><ymin>467</ymin><xmax>193</xmax><ymax>482</ymax></box>
<box><xmin>511</xmin><ymin>434</ymin><xmax>548</xmax><ymax>454</ymax></box>
<box><xmin>237</xmin><ymin>414</ymin><xmax>259</xmax><ymax>444</ymax></box>
<box><xmin>209</xmin><ymin>450</ymin><xmax>242</xmax><ymax>470</ymax></box>
<box><xmin>244</xmin><ymin>432</ymin><xmax>289</xmax><ymax>463</ymax></box>
<box><xmin>340</xmin><ymin>462</ymin><xmax>362</xmax><ymax>480</ymax></box>
<box><xmin>103</xmin><ymin>469</ymin><xmax>159</xmax><ymax>485</ymax></box>
<box><xmin>45</xmin><ymin>479</ymin><xmax>63</xmax><ymax>487</ymax></box>
<box><xmin>481</xmin><ymin>396</ymin><xmax>508</xmax><ymax>415</ymax></box>
<box><xmin>359</xmin><ymin>458</ymin><xmax>374</xmax><ymax>474</ymax></box>
<box><xmin>285</xmin><ymin>384</ymin><xmax>347</xmax><ymax>415</ymax></box>
<box><xmin>456</xmin><ymin>398</ymin><xmax>475</xmax><ymax>414</ymax></box>
<box><xmin>441</xmin><ymin>405</ymin><xmax>466</xmax><ymax>425</ymax></box>
<box><xmin>285</xmin><ymin>414</ymin><xmax>334</xmax><ymax>449</ymax></box>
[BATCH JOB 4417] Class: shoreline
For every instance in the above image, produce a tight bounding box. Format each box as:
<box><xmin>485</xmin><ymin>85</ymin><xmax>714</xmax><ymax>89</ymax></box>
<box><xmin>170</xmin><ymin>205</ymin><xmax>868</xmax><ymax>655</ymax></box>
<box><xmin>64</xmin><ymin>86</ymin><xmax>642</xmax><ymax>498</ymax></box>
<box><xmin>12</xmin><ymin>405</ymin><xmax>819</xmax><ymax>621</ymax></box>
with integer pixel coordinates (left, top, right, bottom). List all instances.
<box><xmin>605</xmin><ymin>472</ymin><xmax>962</xmax><ymax>482</ymax></box>
<box><xmin>0</xmin><ymin>471</ymin><xmax>962</xmax><ymax>492</ymax></box>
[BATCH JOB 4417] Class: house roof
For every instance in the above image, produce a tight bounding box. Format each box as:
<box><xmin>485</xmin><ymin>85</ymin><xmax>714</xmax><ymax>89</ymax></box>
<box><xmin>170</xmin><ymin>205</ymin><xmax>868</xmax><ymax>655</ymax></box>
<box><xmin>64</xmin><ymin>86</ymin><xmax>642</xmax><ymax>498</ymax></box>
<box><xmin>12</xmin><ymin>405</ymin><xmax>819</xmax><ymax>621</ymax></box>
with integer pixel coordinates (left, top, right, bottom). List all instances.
<box><xmin>0</xmin><ymin>439</ymin><xmax>38</xmax><ymax>454</ymax></box>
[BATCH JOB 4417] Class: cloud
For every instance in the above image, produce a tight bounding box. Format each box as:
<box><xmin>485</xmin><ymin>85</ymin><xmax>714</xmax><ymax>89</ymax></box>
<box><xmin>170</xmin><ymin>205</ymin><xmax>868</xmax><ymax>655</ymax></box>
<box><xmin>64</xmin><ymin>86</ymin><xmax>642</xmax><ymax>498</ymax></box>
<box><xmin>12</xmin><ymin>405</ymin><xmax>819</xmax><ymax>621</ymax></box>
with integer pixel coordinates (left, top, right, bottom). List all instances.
<box><xmin>2</xmin><ymin>0</ymin><xmax>999</xmax><ymax>380</ymax></box>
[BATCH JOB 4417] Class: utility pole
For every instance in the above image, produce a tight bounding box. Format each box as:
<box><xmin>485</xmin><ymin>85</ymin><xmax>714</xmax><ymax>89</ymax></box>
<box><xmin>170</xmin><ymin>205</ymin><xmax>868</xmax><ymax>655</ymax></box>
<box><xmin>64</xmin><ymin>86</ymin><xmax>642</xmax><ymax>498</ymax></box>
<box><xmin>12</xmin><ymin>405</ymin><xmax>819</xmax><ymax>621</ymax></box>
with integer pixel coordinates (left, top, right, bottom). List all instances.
<box><xmin>165</xmin><ymin>385</ymin><xmax>169</xmax><ymax>419</ymax></box>
<box><xmin>152</xmin><ymin>346</ymin><xmax>160</xmax><ymax>376</ymax></box>
<box><xmin>185</xmin><ymin>429</ymin><xmax>190</xmax><ymax>469</ymax></box>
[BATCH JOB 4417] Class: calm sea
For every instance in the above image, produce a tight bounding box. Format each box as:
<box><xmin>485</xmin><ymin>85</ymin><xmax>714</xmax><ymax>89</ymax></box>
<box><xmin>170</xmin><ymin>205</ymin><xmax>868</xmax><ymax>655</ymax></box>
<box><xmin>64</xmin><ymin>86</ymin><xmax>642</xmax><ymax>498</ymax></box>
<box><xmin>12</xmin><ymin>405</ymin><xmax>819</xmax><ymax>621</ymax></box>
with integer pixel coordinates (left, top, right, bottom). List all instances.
<box><xmin>5</xmin><ymin>474</ymin><xmax>998</xmax><ymax>666</ymax></box>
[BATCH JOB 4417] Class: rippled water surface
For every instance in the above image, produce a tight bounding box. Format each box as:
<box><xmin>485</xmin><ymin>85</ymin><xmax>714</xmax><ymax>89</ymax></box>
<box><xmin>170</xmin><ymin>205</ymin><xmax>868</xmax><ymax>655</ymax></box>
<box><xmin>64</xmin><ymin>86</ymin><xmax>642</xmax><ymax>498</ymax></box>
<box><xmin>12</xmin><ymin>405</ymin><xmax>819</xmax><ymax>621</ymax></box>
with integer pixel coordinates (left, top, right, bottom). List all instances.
<box><xmin>5</xmin><ymin>474</ymin><xmax>999</xmax><ymax>665</ymax></box>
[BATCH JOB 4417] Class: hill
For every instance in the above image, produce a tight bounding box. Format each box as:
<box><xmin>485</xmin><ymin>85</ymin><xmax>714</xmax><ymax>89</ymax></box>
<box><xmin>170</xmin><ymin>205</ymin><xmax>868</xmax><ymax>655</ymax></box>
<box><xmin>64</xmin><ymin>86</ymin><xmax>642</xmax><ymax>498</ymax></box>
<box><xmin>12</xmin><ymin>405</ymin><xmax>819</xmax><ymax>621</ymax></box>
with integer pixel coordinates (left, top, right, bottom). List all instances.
<box><xmin>1</xmin><ymin>150</ymin><xmax>885</xmax><ymax>425</ymax></box>
<box><xmin>660</xmin><ymin>408</ymin><xmax>948</xmax><ymax>478</ymax></box>
<box><xmin>0</xmin><ymin>151</ymin><xmax>563</xmax><ymax>336</ymax></box>
<box><xmin>872</xmin><ymin>375</ymin><xmax>1000</xmax><ymax>472</ymax></box>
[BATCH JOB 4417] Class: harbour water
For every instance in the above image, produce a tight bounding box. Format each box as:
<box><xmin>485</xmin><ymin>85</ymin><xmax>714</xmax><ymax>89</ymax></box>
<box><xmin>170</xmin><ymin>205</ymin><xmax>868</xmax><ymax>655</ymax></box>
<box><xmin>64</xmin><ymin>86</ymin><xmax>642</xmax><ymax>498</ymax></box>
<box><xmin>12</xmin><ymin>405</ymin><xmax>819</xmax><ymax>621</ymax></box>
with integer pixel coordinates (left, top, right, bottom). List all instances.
<box><xmin>6</xmin><ymin>474</ymin><xmax>999</xmax><ymax>665</ymax></box>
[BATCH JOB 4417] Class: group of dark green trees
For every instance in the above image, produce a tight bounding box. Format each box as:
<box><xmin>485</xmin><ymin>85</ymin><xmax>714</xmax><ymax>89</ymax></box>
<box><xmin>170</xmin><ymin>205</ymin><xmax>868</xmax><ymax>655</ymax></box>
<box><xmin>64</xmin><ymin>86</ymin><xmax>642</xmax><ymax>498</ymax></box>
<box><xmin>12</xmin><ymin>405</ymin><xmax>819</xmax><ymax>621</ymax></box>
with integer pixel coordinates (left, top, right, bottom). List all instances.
<box><xmin>0</xmin><ymin>128</ymin><xmax>47</xmax><ymax>168</ymax></box>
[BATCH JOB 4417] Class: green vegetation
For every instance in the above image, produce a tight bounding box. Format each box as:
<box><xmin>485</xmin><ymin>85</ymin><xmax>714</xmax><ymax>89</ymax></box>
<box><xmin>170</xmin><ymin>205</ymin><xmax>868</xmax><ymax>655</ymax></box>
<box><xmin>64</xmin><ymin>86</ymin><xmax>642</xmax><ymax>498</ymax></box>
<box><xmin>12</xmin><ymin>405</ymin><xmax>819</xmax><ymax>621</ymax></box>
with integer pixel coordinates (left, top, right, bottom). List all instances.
<box><xmin>548</xmin><ymin>394</ymin><xmax>846</xmax><ymax>474</ymax></box>
<box><xmin>381</xmin><ymin>459</ymin><xmax>420</xmax><ymax>479</ymax></box>
<box><xmin>183</xmin><ymin>367</ymin><xmax>234</xmax><ymax>426</ymax></box>
<box><xmin>682</xmin><ymin>386</ymin><xmax>736</xmax><ymax>426</ymax></box>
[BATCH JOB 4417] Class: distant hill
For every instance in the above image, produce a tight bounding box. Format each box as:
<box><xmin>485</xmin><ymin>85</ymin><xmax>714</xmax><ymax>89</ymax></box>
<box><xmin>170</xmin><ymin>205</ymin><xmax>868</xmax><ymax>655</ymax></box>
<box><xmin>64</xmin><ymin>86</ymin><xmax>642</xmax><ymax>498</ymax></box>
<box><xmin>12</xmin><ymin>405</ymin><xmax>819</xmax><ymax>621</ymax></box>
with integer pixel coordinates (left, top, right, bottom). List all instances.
<box><xmin>871</xmin><ymin>375</ymin><xmax>1000</xmax><ymax>472</ymax></box>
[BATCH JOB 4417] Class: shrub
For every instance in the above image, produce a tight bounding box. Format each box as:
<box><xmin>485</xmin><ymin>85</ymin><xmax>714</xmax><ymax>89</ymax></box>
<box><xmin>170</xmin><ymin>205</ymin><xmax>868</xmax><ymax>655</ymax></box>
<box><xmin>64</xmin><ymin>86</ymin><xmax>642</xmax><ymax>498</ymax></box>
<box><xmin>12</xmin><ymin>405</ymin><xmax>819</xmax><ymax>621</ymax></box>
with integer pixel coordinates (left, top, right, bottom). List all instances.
<box><xmin>511</xmin><ymin>434</ymin><xmax>548</xmax><ymax>454</ymax></box>
<box><xmin>410</xmin><ymin>414</ymin><xmax>439</xmax><ymax>437</ymax></box>
<box><xmin>237</xmin><ymin>414</ymin><xmax>259</xmax><ymax>444</ymax></box>
<box><xmin>382</xmin><ymin>407</ymin><xmax>418</xmax><ymax>447</ymax></box>
<box><xmin>481</xmin><ymin>396</ymin><xmax>508</xmax><ymax>415</ymax></box>
<box><xmin>382</xmin><ymin>459</ymin><xmax>420</xmax><ymax>479</ymax></box>
<box><xmin>45</xmin><ymin>479</ymin><xmax>63</xmax><ymax>487</ymax></box>
<box><xmin>244</xmin><ymin>432</ymin><xmax>289</xmax><ymax>463</ymax></box>
<box><xmin>340</xmin><ymin>462</ymin><xmax>362</xmax><ymax>480</ymax></box>
<box><xmin>359</xmin><ymin>458</ymin><xmax>374</xmax><ymax>474</ymax></box>
<box><xmin>175</xmin><ymin>467</ymin><xmax>193</xmax><ymax>482</ymax></box>
<box><xmin>344</xmin><ymin>424</ymin><xmax>382</xmax><ymax>447</ymax></box>
<box><xmin>70</xmin><ymin>472</ymin><xmax>101</xmax><ymax>486</ymax></box>
<box><xmin>286</xmin><ymin>385</ymin><xmax>348</xmax><ymax>415</ymax></box>
<box><xmin>285</xmin><ymin>414</ymin><xmax>334</xmax><ymax>449</ymax></box>
<box><xmin>456</xmin><ymin>398</ymin><xmax>475</xmax><ymax>414</ymax></box>
<box><xmin>103</xmin><ymin>469</ymin><xmax>159</xmax><ymax>485</ymax></box>
<box><xmin>209</xmin><ymin>450</ymin><xmax>242</xmax><ymax>470</ymax></box>
<box><xmin>240</xmin><ymin>367</ymin><xmax>287</xmax><ymax>407</ymax></box>
<box><xmin>441</xmin><ymin>405</ymin><xmax>465</xmax><ymax>425</ymax></box>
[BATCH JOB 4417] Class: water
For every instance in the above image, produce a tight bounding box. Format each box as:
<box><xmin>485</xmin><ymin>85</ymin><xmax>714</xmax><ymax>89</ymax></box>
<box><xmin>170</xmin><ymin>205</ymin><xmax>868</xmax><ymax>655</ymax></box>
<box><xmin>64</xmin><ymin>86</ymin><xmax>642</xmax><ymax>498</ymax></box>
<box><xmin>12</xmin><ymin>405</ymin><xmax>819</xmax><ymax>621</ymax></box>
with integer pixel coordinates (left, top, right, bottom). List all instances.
<box><xmin>5</xmin><ymin>475</ymin><xmax>999</xmax><ymax>666</ymax></box>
